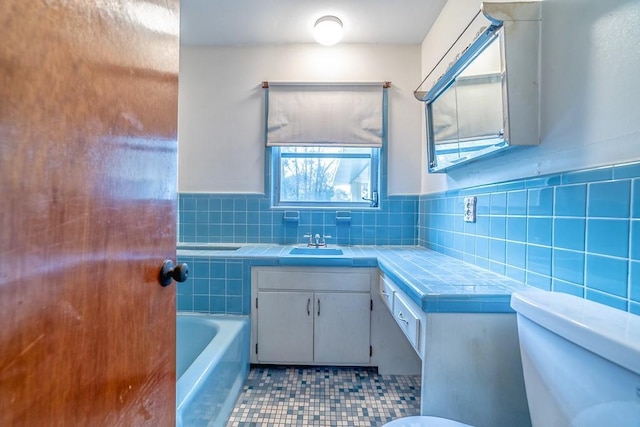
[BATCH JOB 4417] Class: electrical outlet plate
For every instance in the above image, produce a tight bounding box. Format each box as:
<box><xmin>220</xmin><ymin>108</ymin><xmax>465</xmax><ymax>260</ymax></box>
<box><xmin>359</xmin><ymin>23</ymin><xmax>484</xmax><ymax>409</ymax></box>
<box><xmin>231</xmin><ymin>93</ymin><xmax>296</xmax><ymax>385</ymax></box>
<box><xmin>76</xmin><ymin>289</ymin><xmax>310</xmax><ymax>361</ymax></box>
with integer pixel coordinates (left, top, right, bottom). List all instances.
<box><xmin>464</xmin><ymin>196</ymin><xmax>477</xmax><ymax>223</ymax></box>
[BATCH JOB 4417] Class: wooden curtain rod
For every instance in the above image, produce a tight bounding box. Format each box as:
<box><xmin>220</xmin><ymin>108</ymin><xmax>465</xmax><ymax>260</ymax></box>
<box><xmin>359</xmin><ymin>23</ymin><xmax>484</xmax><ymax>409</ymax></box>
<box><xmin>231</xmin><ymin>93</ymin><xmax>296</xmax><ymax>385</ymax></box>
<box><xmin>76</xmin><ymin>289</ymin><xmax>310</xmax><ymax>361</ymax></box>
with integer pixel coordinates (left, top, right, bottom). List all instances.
<box><xmin>262</xmin><ymin>81</ymin><xmax>391</xmax><ymax>89</ymax></box>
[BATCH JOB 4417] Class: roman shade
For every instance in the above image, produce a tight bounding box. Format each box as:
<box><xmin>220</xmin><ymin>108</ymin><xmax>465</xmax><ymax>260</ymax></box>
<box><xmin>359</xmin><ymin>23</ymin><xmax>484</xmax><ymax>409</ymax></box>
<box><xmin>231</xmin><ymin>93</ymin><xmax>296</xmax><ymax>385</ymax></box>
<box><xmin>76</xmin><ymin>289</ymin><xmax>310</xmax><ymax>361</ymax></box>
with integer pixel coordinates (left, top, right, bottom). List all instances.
<box><xmin>266</xmin><ymin>84</ymin><xmax>385</xmax><ymax>148</ymax></box>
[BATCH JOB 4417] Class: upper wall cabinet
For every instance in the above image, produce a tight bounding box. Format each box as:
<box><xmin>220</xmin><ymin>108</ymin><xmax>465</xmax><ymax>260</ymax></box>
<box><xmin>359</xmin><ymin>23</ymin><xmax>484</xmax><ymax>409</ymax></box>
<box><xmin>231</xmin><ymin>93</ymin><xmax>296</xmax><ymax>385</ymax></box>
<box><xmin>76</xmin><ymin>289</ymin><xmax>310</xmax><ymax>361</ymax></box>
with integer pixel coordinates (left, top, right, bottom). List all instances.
<box><xmin>416</xmin><ymin>1</ymin><xmax>542</xmax><ymax>173</ymax></box>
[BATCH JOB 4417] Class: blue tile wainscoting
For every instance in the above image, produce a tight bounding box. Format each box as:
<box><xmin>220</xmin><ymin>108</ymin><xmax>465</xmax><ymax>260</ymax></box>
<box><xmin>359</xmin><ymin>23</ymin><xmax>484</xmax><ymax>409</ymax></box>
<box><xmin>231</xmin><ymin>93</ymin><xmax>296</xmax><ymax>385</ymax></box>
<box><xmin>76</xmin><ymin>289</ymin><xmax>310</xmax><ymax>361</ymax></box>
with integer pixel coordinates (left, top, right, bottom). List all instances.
<box><xmin>175</xmin><ymin>256</ymin><xmax>278</xmax><ymax>315</ymax></box>
<box><xmin>178</xmin><ymin>194</ymin><xmax>418</xmax><ymax>246</ymax></box>
<box><xmin>177</xmin><ymin>193</ymin><xmax>416</xmax><ymax>315</ymax></box>
<box><xmin>177</xmin><ymin>162</ymin><xmax>640</xmax><ymax>315</ymax></box>
<box><xmin>418</xmin><ymin>161</ymin><xmax>640</xmax><ymax>315</ymax></box>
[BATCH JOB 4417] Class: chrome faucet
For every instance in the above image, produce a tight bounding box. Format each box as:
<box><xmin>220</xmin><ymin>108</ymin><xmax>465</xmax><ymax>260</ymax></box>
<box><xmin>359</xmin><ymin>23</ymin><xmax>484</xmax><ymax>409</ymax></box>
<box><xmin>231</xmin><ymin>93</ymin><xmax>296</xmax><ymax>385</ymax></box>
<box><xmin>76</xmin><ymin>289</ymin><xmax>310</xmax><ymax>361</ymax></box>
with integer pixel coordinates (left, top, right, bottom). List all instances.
<box><xmin>304</xmin><ymin>233</ymin><xmax>331</xmax><ymax>247</ymax></box>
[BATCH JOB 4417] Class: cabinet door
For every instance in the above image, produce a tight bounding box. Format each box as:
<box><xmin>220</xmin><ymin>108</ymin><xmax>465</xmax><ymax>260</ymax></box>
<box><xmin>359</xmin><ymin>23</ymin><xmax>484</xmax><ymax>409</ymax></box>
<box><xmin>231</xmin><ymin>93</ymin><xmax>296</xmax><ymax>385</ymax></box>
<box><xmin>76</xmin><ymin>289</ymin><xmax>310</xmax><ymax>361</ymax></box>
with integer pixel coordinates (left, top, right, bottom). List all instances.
<box><xmin>314</xmin><ymin>292</ymin><xmax>371</xmax><ymax>364</ymax></box>
<box><xmin>257</xmin><ymin>291</ymin><xmax>314</xmax><ymax>363</ymax></box>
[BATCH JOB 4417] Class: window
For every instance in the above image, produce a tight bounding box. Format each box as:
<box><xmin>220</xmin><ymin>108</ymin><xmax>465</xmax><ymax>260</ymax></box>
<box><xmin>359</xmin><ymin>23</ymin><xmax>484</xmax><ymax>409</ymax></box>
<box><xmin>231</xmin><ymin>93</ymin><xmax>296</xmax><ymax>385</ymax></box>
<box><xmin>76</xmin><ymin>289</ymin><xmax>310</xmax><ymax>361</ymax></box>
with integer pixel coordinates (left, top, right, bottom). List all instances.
<box><xmin>273</xmin><ymin>146</ymin><xmax>379</xmax><ymax>207</ymax></box>
<box><xmin>265</xmin><ymin>83</ymin><xmax>386</xmax><ymax>208</ymax></box>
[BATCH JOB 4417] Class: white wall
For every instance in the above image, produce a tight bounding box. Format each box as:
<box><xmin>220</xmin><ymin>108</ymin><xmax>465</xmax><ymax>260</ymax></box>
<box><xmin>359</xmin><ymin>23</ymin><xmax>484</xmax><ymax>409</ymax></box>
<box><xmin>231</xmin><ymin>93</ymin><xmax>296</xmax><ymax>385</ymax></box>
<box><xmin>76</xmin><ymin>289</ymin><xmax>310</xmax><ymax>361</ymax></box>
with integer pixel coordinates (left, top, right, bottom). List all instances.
<box><xmin>178</xmin><ymin>44</ymin><xmax>423</xmax><ymax>194</ymax></box>
<box><xmin>420</xmin><ymin>0</ymin><xmax>640</xmax><ymax>193</ymax></box>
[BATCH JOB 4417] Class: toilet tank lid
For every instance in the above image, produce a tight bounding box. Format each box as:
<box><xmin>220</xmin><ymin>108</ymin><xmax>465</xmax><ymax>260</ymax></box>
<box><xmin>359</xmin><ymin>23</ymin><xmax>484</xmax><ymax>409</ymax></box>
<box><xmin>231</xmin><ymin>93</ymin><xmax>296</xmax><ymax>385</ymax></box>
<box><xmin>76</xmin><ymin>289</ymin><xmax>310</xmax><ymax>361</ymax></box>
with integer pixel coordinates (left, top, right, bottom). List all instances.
<box><xmin>511</xmin><ymin>290</ymin><xmax>640</xmax><ymax>375</ymax></box>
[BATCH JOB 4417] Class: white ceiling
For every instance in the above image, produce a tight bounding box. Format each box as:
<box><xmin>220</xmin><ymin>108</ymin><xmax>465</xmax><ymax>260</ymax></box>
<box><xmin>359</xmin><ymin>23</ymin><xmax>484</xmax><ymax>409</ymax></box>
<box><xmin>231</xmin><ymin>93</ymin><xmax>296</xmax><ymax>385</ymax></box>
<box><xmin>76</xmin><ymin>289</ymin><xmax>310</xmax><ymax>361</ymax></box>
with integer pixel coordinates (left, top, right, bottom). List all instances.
<box><xmin>180</xmin><ymin>0</ymin><xmax>448</xmax><ymax>46</ymax></box>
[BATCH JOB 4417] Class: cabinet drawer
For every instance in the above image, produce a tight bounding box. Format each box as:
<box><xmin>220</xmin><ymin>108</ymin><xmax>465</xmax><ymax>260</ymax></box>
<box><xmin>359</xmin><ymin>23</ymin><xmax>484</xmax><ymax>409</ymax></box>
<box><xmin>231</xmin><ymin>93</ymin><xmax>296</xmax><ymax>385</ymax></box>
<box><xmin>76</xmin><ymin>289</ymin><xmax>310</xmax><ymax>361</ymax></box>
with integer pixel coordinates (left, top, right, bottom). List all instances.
<box><xmin>392</xmin><ymin>292</ymin><xmax>421</xmax><ymax>352</ymax></box>
<box><xmin>379</xmin><ymin>276</ymin><xmax>395</xmax><ymax>312</ymax></box>
<box><xmin>257</xmin><ymin>268</ymin><xmax>370</xmax><ymax>292</ymax></box>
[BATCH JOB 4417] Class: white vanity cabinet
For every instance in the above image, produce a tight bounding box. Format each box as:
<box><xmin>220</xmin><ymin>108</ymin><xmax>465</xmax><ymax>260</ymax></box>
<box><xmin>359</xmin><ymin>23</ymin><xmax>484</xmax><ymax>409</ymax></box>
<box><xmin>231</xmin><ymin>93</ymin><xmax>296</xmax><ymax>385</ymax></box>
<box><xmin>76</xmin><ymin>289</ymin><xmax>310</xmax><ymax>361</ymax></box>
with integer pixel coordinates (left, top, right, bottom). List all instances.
<box><xmin>379</xmin><ymin>272</ymin><xmax>531</xmax><ymax>427</ymax></box>
<box><xmin>251</xmin><ymin>267</ymin><xmax>373</xmax><ymax>365</ymax></box>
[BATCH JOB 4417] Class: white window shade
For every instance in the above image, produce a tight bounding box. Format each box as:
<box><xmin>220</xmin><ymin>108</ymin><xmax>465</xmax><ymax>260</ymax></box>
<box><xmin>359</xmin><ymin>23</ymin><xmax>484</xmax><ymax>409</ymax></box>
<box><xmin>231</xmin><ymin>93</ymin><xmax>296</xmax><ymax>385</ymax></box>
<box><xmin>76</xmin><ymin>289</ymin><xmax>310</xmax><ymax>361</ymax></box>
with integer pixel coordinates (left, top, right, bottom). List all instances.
<box><xmin>266</xmin><ymin>85</ymin><xmax>384</xmax><ymax>148</ymax></box>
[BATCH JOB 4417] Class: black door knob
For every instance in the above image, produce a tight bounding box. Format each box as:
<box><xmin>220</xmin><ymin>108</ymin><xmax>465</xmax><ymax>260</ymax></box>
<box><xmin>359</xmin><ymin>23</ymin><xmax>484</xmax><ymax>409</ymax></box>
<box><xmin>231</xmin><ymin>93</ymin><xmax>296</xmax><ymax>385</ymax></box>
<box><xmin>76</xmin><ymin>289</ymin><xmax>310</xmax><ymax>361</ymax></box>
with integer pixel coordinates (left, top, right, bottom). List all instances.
<box><xmin>159</xmin><ymin>260</ymin><xmax>189</xmax><ymax>287</ymax></box>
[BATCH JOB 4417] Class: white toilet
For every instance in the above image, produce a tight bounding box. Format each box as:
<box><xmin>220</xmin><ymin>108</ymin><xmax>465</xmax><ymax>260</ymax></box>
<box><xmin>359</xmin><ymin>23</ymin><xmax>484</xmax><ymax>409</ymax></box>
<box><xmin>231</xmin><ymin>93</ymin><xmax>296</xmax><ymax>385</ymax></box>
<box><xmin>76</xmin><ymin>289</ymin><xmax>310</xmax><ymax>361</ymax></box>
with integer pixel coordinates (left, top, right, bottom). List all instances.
<box><xmin>384</xmin><ymin>290</ymin><xmax>640</xmax><ymax>427</ymax></box>
<box><xmin>511</xmin><ymin>290</ymin><xmax>640</xmax><ymax>426</ymax></box>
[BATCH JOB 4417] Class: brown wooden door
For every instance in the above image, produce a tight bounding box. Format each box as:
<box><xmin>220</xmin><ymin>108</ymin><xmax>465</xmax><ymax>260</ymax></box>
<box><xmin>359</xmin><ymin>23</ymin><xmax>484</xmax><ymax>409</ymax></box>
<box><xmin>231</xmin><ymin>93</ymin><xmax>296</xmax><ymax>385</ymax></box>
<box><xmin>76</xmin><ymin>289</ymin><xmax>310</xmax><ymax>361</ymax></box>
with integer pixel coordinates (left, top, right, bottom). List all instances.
<box><xmin>0</xmin><ymin>1</ymin><xmax>180</xmax><ymax>425</ymax></box>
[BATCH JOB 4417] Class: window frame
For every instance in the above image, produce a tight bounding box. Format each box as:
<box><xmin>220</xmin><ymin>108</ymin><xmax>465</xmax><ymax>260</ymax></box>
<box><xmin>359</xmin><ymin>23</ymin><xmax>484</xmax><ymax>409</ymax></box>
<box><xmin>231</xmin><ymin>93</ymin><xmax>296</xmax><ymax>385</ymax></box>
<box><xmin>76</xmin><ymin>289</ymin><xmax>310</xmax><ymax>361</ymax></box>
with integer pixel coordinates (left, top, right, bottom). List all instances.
<box><xmin>271</xmin><ymin>146</ymin><xmax>380</xmax><ymax>209</ymax></box>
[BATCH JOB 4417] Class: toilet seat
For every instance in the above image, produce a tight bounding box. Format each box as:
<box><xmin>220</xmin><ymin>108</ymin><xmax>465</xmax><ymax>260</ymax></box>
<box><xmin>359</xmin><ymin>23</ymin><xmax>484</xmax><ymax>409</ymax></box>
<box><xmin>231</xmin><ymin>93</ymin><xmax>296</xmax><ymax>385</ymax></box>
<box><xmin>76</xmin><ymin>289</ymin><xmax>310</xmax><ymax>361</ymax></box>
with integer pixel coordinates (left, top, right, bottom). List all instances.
<box><xmin>382</xmin><ymin>416</ymin><xmax>473</xmax><ymax>427</ymax></box>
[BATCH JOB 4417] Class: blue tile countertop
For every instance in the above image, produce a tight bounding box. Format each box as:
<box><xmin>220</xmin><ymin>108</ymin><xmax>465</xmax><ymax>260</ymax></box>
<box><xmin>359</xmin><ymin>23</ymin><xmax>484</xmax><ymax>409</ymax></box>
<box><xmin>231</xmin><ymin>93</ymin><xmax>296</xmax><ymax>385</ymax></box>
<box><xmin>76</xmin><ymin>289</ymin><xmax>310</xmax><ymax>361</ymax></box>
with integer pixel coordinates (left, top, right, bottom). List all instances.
<box><xmin>176</xmin><ymin>244</ymin><xmax>531</xmax><ymax>313</ymax></box>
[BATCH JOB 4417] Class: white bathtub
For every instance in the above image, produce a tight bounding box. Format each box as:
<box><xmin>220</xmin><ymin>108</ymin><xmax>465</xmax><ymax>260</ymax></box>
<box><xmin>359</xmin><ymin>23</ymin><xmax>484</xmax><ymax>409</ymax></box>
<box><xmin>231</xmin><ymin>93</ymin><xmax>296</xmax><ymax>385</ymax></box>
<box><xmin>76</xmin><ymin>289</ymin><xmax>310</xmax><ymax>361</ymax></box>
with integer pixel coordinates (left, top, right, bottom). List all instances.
<box><xmin>176</xmin><ymin>313</ymin><xmax>250</xmax><ymax>427</ymax></box>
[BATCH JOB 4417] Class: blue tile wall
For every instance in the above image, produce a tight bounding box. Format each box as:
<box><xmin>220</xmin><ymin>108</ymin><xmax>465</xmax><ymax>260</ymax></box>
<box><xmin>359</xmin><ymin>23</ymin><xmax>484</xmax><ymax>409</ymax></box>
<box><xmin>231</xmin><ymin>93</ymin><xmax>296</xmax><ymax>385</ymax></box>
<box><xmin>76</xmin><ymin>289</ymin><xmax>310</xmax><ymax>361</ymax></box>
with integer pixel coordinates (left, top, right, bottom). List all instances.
<box><xmin>179</xmin><ymin>194</ymin><xmax>418</xmax><ymax>246</ymax></box>
<box><xmin>175</xmin><ymin>255</ymin><xmax>280</xmax><ymax>315</ymax></box>
<box><xmin>418</xmin><ymin>161</ymin><xmax>640</xmax><ymax>314</ymax></box>
<box><xmin>177</xmin><ymin>193</ymin><xmax>417</xmax><ymax>315</ymax></box>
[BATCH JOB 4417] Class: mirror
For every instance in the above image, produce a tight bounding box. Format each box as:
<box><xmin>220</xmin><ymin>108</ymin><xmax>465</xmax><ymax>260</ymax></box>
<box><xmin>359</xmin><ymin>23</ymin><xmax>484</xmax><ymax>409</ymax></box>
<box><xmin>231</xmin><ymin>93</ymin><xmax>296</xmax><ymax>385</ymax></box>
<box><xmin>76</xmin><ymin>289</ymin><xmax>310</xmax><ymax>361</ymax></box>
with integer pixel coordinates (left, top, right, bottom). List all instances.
<box><xmin>426</xmin><ymin>28</ymin><xmax>508</xmax><ymax>172</ymax></box>
<box><xmin>416</xmin><ymin>1</ymin><xmax>542</xmax><ymax>173</ymax></box>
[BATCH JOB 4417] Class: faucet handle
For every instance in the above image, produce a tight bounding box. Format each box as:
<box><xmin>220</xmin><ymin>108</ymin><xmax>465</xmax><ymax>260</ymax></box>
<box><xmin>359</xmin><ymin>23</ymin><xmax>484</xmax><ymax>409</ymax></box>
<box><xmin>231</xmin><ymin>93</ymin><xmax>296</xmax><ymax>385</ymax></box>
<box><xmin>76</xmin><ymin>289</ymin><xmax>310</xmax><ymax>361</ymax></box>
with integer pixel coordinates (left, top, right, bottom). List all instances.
<box><xmin>303</xmin><ymin>233</ymin><xmax>314</xmax><ymax>246</ymax></box>
<box><xmin>323</xmin><ymin>235</ymin><xmax>332</xmax><ymax>239</ymax></box>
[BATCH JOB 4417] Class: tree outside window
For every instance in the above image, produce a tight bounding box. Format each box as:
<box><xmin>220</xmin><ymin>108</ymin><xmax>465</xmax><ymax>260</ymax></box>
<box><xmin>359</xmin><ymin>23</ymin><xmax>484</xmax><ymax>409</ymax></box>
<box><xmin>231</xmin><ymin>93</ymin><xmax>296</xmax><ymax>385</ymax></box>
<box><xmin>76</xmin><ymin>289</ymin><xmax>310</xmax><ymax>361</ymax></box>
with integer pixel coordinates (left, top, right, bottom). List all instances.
<box><xmin>276</xmin><ymin>146</ymin><xmax>376</xmax><ymax>206</ymax></box>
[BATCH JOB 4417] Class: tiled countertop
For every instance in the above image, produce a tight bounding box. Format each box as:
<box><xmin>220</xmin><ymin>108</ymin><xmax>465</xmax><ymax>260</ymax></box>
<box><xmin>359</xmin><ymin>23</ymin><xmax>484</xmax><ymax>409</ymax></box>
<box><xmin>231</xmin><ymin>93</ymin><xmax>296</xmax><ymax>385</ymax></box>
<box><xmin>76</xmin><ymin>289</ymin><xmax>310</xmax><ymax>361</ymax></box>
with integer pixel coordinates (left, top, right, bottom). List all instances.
<box><xmin>177</xmin><ymin>244</ymin><xmax>531</xmax><ymax>313</ymax></box>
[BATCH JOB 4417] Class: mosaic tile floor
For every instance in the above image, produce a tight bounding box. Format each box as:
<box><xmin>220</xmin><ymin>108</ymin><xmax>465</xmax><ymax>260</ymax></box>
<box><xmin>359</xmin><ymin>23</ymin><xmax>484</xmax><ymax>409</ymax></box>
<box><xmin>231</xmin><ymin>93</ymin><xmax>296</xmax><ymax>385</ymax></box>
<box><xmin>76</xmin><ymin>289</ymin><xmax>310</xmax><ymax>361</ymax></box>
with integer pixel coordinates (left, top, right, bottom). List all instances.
<box><xmin>226</xmin><ymin>366</ymin><xmax>421</xmax><ymax>427</ymax></box>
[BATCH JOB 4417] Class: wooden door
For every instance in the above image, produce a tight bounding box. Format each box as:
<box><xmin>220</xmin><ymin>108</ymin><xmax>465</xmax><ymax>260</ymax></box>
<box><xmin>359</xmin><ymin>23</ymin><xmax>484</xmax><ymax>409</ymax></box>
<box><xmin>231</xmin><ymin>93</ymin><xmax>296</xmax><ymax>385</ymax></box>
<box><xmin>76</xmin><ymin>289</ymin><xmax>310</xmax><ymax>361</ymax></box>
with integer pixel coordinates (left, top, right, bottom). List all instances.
<box><xmin>256</xmin><ymin>291</ymin><xmax>314</xmax><ymax>363</ymax></box>
<box><xmin>0</xmin><ymin>1</ymin><xmax>180</xmax><ymax>425</ymax></box>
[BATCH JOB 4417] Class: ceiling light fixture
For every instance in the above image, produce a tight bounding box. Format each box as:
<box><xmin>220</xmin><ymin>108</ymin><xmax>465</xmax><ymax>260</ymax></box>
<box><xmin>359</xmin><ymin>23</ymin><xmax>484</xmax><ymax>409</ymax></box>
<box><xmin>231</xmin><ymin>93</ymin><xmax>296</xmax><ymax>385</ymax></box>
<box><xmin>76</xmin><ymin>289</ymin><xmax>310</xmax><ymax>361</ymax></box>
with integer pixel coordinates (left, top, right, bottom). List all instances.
<box><xmin>313</xmin><ymin>15</ymin><xmax>343</xmax><ymax>46</ymax></box>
